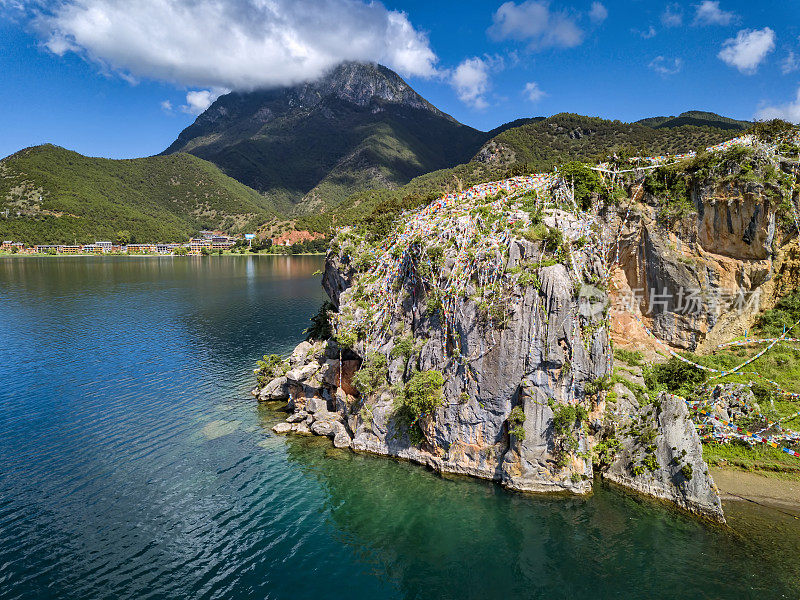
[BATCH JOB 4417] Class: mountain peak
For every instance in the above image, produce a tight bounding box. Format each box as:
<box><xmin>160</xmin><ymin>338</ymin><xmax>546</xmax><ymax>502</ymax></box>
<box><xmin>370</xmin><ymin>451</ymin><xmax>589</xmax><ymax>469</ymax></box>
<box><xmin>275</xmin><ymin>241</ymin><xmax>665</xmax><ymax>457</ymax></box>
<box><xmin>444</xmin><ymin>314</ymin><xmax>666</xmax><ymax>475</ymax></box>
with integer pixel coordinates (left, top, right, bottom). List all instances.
<box><xmin>311</xmin><ymin>61</ymin><xmax>446</xmax><ymax>116</ymax></box>
<box><xmin>163</xmin><ymin>61</ymin><xmax>482</xmax><ymax>208</ymax></box>
<box><xmin>164</xmin><ymin>61</ymin><xmax>454</xmax><ymax>157</ymax></box>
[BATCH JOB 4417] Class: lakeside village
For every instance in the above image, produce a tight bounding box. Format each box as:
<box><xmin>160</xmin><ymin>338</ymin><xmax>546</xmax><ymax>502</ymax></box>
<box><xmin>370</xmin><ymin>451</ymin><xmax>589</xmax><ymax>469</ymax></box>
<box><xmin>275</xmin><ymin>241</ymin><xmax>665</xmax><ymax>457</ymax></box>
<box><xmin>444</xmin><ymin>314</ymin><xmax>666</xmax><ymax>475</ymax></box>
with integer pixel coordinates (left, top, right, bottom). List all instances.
<box><xmin>0</xmin><ymin>230</ymin><xmax>330</xmax><ymax>256</ymax></box>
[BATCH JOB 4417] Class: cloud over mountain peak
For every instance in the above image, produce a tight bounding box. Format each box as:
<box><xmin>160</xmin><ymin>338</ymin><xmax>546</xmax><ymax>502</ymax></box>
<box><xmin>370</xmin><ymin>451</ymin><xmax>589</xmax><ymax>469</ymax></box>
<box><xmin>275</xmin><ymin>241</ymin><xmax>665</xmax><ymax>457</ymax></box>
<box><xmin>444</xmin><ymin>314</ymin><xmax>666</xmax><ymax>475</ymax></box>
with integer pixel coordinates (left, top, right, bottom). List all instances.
<box><xmin>24</xmin><ymin>0</ymin><xmax>438</xmax><ymax>91</ymax></box>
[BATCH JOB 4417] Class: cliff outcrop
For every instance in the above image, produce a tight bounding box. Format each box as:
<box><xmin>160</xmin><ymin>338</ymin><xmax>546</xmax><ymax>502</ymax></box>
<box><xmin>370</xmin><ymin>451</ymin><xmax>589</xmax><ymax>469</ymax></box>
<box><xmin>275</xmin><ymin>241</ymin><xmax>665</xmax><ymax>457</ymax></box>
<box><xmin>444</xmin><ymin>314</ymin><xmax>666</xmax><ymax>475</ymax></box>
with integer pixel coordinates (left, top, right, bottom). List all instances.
<box><xmin>608</xmin><ymin>144</ymin><xmax>799</xmax><ymax>354</ymax></box>
<box><xmin>253</xmin><ymin>157</ymin><xmax>755</xmax><ymax>521</ymax></box>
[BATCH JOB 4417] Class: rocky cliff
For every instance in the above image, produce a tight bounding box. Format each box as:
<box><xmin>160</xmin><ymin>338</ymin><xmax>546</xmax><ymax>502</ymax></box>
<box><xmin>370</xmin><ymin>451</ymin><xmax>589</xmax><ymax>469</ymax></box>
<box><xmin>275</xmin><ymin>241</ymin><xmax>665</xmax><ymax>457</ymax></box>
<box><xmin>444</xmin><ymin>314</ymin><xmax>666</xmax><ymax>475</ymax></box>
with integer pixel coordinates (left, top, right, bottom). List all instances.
<box><xmin>254</xmin><ymin>162</ymin><xmax>740</xmax><ymax>521</ymax></box>
<box><xmin>269</xmin><ymin>220</ymin><xmax>610</xmax><ymax>494</ymax></box>
<box><xmin>608</xmin><ymin>144</ymin><xmax>799</xmax><ymax>354</ymax></box>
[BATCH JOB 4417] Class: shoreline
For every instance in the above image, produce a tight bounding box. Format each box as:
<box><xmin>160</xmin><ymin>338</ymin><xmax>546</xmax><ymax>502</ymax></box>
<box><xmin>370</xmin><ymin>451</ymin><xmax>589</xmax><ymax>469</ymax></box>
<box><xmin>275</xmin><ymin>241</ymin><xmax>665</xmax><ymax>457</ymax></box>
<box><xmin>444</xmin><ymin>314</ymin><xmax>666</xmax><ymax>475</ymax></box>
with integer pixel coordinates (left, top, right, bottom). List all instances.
<box><xmin>0</xmin><ymin>252</ymin><xmax>326</xmax><ymax>258</ymax></box>
<box><xmin>711</xmin><ymin>467</ymin><xmax>800</xmax><ymax>518</ymax></box>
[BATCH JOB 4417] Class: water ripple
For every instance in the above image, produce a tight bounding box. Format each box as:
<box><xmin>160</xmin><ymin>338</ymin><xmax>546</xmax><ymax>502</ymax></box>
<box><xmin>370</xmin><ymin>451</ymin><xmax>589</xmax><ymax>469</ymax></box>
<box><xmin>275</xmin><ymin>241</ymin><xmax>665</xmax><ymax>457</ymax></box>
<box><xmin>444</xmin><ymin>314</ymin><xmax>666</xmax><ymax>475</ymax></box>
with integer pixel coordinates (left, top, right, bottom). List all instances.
<box><xmin>1</xmin><ymin>257</ymin><xmax>799</xmax><ymax>600</ymax></box>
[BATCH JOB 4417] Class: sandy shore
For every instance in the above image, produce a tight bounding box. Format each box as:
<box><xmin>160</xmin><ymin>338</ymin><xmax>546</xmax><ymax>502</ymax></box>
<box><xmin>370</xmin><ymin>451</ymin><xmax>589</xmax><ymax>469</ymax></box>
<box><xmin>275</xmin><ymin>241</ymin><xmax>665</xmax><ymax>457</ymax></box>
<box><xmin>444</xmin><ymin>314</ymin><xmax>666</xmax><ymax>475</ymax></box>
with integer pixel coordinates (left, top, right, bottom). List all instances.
<box><xmin>711</xmin><ymin>467</ymin><xmax>800</xmax><ymax>517</ymax></box>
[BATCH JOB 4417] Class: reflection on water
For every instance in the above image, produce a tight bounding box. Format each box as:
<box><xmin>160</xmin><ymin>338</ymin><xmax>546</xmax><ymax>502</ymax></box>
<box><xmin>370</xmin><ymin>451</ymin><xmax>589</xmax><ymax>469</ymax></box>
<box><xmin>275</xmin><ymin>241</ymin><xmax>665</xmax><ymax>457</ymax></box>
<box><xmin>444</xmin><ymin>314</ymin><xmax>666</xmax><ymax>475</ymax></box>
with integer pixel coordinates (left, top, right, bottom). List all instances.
<box><xmin>0</xmin><ymin>256</ymin><xmax>797</xmax><ymax>600</ymax></box>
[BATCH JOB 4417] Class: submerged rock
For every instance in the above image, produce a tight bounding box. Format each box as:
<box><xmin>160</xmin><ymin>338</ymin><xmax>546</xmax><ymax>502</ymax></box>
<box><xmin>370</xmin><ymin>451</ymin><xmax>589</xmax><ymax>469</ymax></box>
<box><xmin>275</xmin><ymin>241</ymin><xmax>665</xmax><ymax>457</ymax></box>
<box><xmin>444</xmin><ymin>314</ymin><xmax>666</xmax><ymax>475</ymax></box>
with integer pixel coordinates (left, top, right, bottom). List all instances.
<box><xmin>202</xmin><ymin>419</ymin><xmax>241</xmax><ymax>440</ymax></box>
<box><xmin>272</xmin><ymin>422</ymin><xmax>293</xmax><ymax>434</ymax></box>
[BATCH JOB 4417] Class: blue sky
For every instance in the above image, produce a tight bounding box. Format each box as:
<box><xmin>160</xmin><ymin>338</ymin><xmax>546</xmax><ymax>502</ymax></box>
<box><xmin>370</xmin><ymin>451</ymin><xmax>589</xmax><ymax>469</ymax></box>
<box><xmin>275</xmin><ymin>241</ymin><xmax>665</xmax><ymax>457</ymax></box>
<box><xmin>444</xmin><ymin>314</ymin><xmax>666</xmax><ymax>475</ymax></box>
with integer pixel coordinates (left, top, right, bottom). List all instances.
<box><xmin>1</xmin><ymin>0</ymin><xmax>799</xmax><ymax>160</ymax></box>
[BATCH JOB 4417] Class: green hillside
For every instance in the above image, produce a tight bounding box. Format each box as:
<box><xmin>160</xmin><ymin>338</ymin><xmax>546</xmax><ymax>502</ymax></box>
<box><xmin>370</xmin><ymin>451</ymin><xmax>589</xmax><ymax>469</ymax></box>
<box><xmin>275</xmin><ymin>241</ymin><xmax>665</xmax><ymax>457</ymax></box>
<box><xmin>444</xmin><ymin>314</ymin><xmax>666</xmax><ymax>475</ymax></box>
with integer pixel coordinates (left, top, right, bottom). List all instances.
<box><xmin>0</xmin><ymin>145</ymin><xmax>274</xmax><ymax>244</ymax></box>
<box><xmin>636</xmin><ymin>110</ymin><xmax>751</xmax><ymax>131</ymax></box>
<box><xmin>164</xmin><ymin>63</ymin><xmax>488</xmax><ymax>213</ymax></box>
<box><xmin>486</xmin><ymin>113</ymin><xmax>744</xmax><ymax>170</ymax></box>
<box><xmin>299</xmin><ymin>112</ymin><xmax>745</xmax><ymax>235</ymax></box>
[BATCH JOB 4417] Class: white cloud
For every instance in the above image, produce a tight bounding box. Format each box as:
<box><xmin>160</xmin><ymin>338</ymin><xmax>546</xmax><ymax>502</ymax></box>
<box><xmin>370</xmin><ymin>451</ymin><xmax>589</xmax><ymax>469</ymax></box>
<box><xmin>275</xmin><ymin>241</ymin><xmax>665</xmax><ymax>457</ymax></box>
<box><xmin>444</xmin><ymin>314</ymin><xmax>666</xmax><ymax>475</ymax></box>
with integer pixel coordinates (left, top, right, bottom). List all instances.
<box><xmin>661</xmin><ymin>3</ymin><xmax>683</xmax><ymax>27</ymax></box>
<box><xmin>648</xmin><ymin>56</ymin><xmax>683</xmax><ymax>76</ymax></box>
<box><xmin>181</xmin><ymin>88</ymin><xmax>228</xmax><ymax>115</ymax></box>
<box><xmin>589</xmin><ymin>1</ymin><xmax>607</xmax><ymax>24</ymax></box>
<box><xmin>693</xmin><ymin>1</ymin><xmax>736</xmax><ymax>26</ymax></box>
<box><xmin>523</xmin><ymin>81</ymin><xmax>546</xmax><ymax>102</ymax></box>
<box><xmin>451</xmin><ymin>57</ymin><xmax>490</xmax><ymax>109</ymax></box>
<box><xmin>782</xmin><ymin>51</ymin><xmax>799</xmax><ymax>75</ymax></box>
<box><xmin>488</xmin><ymin>1</ymin><xmax>583</xmax><ymax>50</ymax></box>
<box><xmin>718</xmin><ymin>27</ymin><xmax>775</xmax><ymax>74</ymax></box>
<box><xmin>0</xmin><ymin>0</ymin><xmax>27</xmax><ymax>12</ymax></box>
<box><xmin>636</xmin><ymin>25</ymin><xmax>657</xmax><ymax>39</ymax></box>
<box><xmin>755</xmin><ymin>87</ymin><xmax>800</xmax><ymax>123</ymax></box>
<box><xmin>160</xmin><ymin>99</ymin><xmax>173</xmax><ymax>112</ymax></box>
<box><xmin>23</xmin><ymin>0</ymin><xmax>438</xmax><ymax>92</ymax></box>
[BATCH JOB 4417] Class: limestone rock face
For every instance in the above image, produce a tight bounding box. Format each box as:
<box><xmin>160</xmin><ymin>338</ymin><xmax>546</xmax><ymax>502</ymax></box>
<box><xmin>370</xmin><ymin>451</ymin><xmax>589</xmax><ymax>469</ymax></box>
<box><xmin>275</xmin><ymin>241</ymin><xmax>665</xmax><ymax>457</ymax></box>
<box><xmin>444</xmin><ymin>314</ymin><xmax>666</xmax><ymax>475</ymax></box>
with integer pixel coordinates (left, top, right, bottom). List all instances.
<box><xmin>603</xmin><ymin>392</ymin><xmax>724</xmax><ymax>522</ymax></box>
<box><xmin>609</xmin><ymin>165</ymin><xmax>781</xmax><ymax>352</ymax></box>
<box><xmin>259</xmin><ymin>376</ymin><xmax>289</xmax><ymax>401</ymax></box>
<box><xmin>288</xmin><ymin>341</ymin><xmax>314</xmax><ymax>367</ymax></box>
<box><xmin>257</xmin><ymin>224</ymin><xmax>723</xmax><ymax>520</ymax></box>
<box><xmin>278</xmin><ymin>232</ymin><xmax>611</xmax><ymax>494</ymax></box>
<box><xmin>322</xmin><ymin>252</ymin><xmax>354</xmax><ymax>308</ymax></box>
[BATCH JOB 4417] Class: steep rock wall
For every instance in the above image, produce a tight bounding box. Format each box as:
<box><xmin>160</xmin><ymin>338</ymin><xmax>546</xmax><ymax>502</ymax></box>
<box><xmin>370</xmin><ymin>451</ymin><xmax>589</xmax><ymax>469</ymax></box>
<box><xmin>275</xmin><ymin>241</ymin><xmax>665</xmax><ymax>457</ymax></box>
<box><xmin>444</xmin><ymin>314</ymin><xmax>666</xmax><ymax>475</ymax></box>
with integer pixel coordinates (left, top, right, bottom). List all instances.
<box><xmin>328</xmin><ymin>237</ymin><xmax>608</xmax><ymax>494</ymax></box>
<box><xmin>609</xmin><ymin>170</ymin><xmax>783</xmax><ymax>353</ymax></box>
<box><xmin>258</xmin><ymin>235</ymin><xmax>724</xmax><ymax>521</ymax></box>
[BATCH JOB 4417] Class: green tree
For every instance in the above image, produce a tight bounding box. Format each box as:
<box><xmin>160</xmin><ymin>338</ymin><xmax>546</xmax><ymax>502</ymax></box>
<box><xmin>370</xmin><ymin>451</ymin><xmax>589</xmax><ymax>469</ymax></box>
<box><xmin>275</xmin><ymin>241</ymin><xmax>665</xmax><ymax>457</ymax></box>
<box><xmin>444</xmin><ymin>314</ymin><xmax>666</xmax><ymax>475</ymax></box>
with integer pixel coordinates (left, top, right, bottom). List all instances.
<box><xmin>115</xmin><ymin>230</ymin><xmax>132</xmax><ymax>245</ymax></box>
<box><xmin>395</xmin><ymin>370</ymin><xmax>445</xmax><ymax>445</ymax></box>
<box><xmin>304</xmin><ymin>300</ymin><xmax>335</xmax><ymax>341</ymax></box>
<box><xmin>559</xmin><ymin>161</ymin><xmax>603</xmax><ymax>210</ymax></box>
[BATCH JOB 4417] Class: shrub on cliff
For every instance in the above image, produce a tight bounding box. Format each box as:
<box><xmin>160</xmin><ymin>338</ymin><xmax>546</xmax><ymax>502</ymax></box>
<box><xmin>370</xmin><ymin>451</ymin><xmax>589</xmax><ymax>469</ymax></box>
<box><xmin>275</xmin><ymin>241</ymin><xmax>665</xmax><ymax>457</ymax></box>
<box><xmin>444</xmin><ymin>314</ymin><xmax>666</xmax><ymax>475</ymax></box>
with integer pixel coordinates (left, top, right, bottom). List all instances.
<box><xmin>352</xmin><ymin>353</ymin><xmax>388</xmax><ymax>397</ymax></box>
<box><xmin>255</xmin><ymin>354</ymin><xmax>288</xmax><ymax>386</ymax></box>
<box><xmin>559</xmin><ymin>161</ymin><xmax>602</xmax><ymax>210</ymax></box>
<box><xmin>394</xmin><ymin>370</ymin><xmax>445</xmax><ymax>445</ymax></box>
<box><xmin>756</xmin><ymin>288</ymin><xmax>800</xmax><ymax>337</ymax></box>
<box><xmin>550</xmin><ymin>402</ymin><xmax>588</xmax><ymax>467</ymax></box>
<box><xmin>643</xmin><ymin>357</ymin><xmax>706</xmax><ymax>396</ymax></box>
<box><xmin>304</xmin><ymin>300</ymin><xmax>336</xmax><ymax>341</ymax></box>
<box><xmin>508</xmin><ymin>406</ymin><xmax>526</xmax><ymax>441</ymax></box>
<box><xmin>389</xmin><ymin>336</ymin><xmax>415</xmax><ymax>360</ymax></box>
<box><xmin>584</xmin><ymin>375</ymin><xmax>613</xmax><ymax>398</ymax></box>
<box><xmin>748</xmin><ymin>119</ymin><xmax>795</xmax><ymax>143</ymax></box>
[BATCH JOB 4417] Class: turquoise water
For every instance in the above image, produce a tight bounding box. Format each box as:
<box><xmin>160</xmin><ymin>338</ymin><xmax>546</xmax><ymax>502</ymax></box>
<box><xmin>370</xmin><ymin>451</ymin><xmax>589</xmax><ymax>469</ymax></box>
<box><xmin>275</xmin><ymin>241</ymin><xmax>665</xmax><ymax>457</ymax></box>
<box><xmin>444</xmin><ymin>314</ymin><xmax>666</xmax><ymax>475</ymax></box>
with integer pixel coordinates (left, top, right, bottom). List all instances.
<box><xmin>0</xmin><ymin>256</ymin><xmax>798</xmax><ymax>600</ymax></box>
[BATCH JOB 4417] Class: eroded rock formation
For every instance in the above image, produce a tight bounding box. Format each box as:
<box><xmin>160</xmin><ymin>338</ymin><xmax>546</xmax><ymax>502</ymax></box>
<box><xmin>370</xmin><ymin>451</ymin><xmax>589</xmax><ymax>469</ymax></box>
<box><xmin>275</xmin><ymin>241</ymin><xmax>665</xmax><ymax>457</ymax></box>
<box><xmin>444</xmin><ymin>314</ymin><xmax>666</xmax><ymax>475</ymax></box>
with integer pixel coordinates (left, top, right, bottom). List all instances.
<box><xmin>252</xmin><ymin>139</ymin><xmax>800</xmax><ymax>524</ymax></box>
<box><xmin>609</xmin><ymin>148</ymin><xmax>799</xmax><ymax>353</ymax></box>
<box><xmin>256</xmin><ymin>221</ymin><xmax>725</xmax><ymax>522</ymax></box>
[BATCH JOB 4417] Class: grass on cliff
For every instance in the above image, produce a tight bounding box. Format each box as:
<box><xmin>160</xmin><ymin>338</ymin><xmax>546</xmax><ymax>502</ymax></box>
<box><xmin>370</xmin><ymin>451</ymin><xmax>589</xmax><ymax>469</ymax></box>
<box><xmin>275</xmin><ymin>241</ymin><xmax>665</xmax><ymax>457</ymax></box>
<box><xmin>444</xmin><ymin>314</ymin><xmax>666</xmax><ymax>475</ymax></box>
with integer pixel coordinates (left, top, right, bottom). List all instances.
<box><xmin>649</xmin><ymin>349</ymin><xmax>800</xmax><ymax>431</ymax></box>
<box><xmin>684</xmin><ymin>286</ymin><xmax>800</xmax><ymax>427</ymax></box>
<box><xmin>640</xmin><ymin>289</ymin><xmax>800</xmax><ymax>474</ymax></box>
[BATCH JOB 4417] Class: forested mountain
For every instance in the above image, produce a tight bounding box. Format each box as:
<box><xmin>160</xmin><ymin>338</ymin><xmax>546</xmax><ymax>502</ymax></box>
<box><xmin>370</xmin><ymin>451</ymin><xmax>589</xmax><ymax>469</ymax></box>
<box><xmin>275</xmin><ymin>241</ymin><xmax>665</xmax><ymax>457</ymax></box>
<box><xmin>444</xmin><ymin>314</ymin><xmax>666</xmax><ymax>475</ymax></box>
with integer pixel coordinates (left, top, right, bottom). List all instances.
<box><xmin>476</xmin><ymin>112</ymin><xmax>745</xmax><ymax>170</ymax></box>
<box><xmin>164</xmin><ymin>62</ymin><xmax>490</xmax><ymax>213</ymax></box>
<box><xmin>298</xmin><ymin>112</ymin><xmax>746</xmax><ymax>234</ymax></box>
<box><xmin>0</xmin><ymin>145</ymin><xmax>275</xmax><ymax>244</ymax></box>
<box><xmin>635</xmin><ymin>110</ymin><xmax>750</xmax><ymax>131</ymax></box>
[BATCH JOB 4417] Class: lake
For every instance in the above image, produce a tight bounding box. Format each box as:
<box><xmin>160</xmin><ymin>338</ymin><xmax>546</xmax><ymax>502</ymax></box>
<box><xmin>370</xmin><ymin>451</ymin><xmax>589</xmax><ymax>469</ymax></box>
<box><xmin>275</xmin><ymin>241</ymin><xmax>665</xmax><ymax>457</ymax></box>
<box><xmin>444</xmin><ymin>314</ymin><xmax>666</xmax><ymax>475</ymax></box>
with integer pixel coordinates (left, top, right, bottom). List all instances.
<box><xmin>0</xmin><ymin>256</ymin><xmax>798</xmax><ymax>600</ymax></box>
